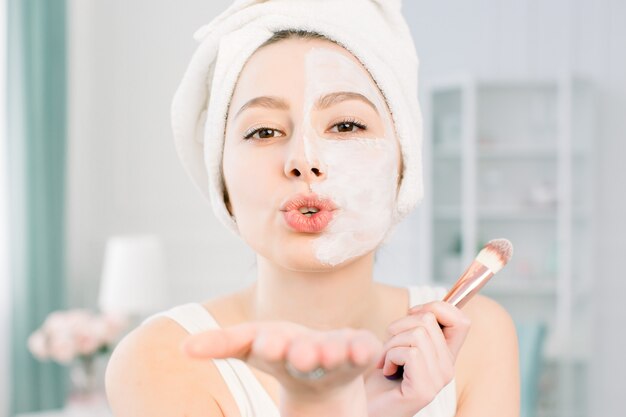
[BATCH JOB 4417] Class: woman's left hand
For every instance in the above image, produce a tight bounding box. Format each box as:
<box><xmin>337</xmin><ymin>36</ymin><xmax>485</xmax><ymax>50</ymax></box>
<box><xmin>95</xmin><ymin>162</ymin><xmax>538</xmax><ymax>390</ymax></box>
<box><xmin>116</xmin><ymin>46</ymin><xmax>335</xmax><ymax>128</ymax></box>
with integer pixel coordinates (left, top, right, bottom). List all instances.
<box><xmin>364</xmin><ymin>300</ymin><xmax>471</xmax><ymax>417</ymax></box>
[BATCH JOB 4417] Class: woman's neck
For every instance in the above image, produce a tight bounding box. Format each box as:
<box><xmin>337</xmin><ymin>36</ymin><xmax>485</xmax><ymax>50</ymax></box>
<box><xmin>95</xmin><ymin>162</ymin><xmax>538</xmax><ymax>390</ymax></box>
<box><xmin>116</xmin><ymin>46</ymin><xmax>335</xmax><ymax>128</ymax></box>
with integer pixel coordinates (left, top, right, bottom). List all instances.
<box><xmin>242</xmin><ymin>252</ymin><xmax>382</xmax><ymax>331</ymax></box>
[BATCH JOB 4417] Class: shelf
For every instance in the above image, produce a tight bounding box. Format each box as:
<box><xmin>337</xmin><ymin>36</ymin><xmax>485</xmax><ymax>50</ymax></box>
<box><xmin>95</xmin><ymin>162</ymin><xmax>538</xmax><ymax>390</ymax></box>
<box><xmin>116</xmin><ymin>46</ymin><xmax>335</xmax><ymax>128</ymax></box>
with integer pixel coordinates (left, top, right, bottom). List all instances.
<box><xmin>427</xmin><ymin>75</ymin><xmax>594</xmax><ymax>417</ymax></box>
<box><xmin>483</xmin><ymin>281</ymin><xmax>557</xmax><ymax>295</ymax></box>
<box><xmin>537</xmin><ymin>411</ymin><xmax>587</xmax><ymax>417</ymax></box>
<box><xmin>433</xmin><ymin>206</ymin><xmax>591</xmax><ymax>221</ymax></box>
<box><xmin>477</xmin><ymin>207</ymin><xmax>559</xmax><ymax>221</ymax></box>
<box><xmin>433</xmin><ymin>276</ymin><xmax>595</xmax><ymax>305</ymax></box>
<box><xmin>432</xmin><ymin>278</ymin><xmax>557</xmax><ymax>295</ymax></box>
<box><xmin>433</xmin><ymin>206</ymin><xmax>556</xmax><ymax>221</ymax></box>
<box><xmin>433</xmin><ymin>144</ymin><xmax>589</xmax><ymax>159</ymax></box>
<box><xmin>426</xmin><ymin>74</ymin><xmax>590</xmax><ymax>91</ymax></box>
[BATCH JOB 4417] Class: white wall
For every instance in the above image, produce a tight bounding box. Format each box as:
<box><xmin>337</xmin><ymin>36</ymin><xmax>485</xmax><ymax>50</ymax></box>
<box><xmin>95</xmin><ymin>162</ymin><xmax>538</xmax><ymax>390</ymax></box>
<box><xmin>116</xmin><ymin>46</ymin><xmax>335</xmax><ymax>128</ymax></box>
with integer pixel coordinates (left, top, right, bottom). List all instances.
<box><xmin>67</xmin><ymin>0</ymin><xmax>255</xmax><ymax>312</ymax></box>
<box><xmin>66</xmin><ymin>0</ymin><xmax>625</xmax><ymax>415</ymax></box>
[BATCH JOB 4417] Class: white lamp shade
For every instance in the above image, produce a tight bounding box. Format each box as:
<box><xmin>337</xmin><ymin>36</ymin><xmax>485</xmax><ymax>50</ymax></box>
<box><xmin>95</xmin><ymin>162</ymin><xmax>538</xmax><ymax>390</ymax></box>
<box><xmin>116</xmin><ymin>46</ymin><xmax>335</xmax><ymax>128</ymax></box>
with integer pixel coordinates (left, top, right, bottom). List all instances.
<box><xmin>98</xmin><ymin>234</ymin><xmax>169</xmax><ymax>316</ymax></box>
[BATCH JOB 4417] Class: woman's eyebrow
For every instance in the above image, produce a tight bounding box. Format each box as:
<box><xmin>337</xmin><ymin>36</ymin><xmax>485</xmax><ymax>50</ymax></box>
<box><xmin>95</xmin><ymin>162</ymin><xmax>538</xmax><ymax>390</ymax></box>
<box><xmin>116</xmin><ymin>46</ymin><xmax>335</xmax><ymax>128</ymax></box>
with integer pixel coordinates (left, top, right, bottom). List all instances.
<box><xmin>235</xmin><ymin>96</ymin><xmax>289</xmax><ymax>119</ymax></box>
<box><xmin>234</xmin><ymin>91</ymin><xmax>379</xmax><ymax>119</ymax></box>
<box><xmin>315</xmin><ymin>91</ymin><xmax>379</xmax><ymax>114</ymax></box>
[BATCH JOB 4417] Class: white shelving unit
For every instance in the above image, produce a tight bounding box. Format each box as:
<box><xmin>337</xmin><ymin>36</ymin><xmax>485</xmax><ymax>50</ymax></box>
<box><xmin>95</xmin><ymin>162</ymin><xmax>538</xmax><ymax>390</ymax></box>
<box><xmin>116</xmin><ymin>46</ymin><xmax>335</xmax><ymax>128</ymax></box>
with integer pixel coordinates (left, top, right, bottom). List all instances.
<box><xmin>420</xmin><ymin>74</ymin><xmax>595</xmax><ymax>417</ymax></box>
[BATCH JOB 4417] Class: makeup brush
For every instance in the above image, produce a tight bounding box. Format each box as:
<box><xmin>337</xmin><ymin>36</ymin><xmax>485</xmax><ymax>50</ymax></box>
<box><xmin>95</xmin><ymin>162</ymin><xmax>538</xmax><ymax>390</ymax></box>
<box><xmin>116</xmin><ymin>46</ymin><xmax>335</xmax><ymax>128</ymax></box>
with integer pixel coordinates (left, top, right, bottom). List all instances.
<box><xmin>440</xmin><ymin>238</ymin><xmax>514</xmax><ymax>308</ymax></box>
<box><xmin>385</xmin><ymin>238</ymin><xmax>514</xmax><ymax>380</ymax></box>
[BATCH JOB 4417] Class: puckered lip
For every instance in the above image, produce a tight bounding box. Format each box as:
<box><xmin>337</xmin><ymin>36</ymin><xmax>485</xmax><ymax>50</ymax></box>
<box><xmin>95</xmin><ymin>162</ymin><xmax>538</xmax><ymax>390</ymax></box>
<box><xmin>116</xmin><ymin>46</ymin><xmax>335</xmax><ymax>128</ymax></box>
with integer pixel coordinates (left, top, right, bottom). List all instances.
<box><xmin>279</xmin><ymin>193</ymin><xmax>339</xmax><ymax>212</ymax></box>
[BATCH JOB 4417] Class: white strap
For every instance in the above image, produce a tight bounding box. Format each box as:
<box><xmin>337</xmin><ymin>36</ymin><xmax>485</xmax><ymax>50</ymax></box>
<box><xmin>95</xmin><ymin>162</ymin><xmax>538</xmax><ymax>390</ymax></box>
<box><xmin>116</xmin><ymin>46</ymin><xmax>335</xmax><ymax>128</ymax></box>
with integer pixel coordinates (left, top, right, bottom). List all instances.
<box><xmin>222</xmin><ymin>359</ymin><xmax>280</xmax><ymax>416</ymax></box>
<box><xmin>144</xmin><ymin>303</ymin><xmax>279</xmax><ymax>416</ymax></box>
<box><xmin>141</xmin><ymin>303</ymin><xmax>217</xmax><ymax>333</ymax></box>
<box><xmin>211</xmin><ymin>359</ymin><xmax>256</xmax><ymax>417</ymax></box>
<box><xmin>407</xmin><ymin>285</ymin><xmax>457</xmax><ymax>417</ymax></box>
<box><xmin>408</xmin><ymin>285</ymin><xmax>448</xmax><ymax>308</ymax></box>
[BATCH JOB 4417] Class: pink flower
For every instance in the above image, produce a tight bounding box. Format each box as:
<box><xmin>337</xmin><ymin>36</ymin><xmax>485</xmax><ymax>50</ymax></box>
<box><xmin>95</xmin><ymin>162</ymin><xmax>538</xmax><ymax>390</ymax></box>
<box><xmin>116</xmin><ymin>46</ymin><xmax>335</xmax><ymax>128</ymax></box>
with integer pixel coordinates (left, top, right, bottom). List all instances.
<box><xmin>101</xmin><ymin>313</ymin><xmax>129</xmax><ymax>344</ymax></box>
<box><xmin>42</xmin><ymin>310</ymin><xmax>71</xmax><ymax>334</ymax></box>
<box><xmin>27</xmin><ymin>308</ymin><xmax>129</xmax><ymax>365</ymax></box>
<box><xmin>75</xmin><ymin>328</ymin><xmax>100</xmax><ymax>355</ymax></box>
<box><xmin>48</xmin><ymin>333</ymin><xmax>76</xmax><ymax>364</ymax></box>
<box><xmin>27</xmin><ymin>330</ymin><xmax>49</xmax><ymax>360</ymax></box>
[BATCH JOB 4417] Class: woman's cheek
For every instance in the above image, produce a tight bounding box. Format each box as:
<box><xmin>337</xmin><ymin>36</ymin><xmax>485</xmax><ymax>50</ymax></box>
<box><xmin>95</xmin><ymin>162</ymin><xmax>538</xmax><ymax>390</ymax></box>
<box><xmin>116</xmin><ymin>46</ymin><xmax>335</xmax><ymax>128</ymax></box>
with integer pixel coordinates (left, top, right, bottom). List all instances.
<box><xmin>310</xmin><ymin>138</ymin><xmax>399</xmax><ymax>266</ymax></box>
<box><xmin>222</xmin><ymin>145</ymin><xmax>268</xmax><ymax>224</ymax></box>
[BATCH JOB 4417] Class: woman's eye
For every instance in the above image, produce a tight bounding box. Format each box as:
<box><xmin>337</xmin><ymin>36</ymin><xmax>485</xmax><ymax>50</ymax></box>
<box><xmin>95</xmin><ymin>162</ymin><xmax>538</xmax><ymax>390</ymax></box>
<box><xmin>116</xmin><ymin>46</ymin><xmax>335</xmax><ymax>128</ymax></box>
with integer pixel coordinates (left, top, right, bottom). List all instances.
<box><xmin>243</xmin><ymin>127</ymin><xmax>283</xmax><ymax>140</ymax></box>
<box><xmin>330</xmin><ymin>120</ymin><xmax>367</xmax><ymax>134</ymax></box>
<box><xmin>243</xmin><ymin>119</ymin><xmax>367</xmax><ymax>140</ymax></box>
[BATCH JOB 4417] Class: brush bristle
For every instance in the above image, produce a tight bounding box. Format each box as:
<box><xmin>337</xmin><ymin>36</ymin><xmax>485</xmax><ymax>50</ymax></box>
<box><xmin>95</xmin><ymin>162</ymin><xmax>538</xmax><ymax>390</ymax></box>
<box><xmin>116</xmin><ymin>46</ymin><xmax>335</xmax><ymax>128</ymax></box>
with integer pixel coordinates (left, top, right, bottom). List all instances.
<box><xmin>475</xmin><ymin>238</ymin><xmax>513</xmax><ymax>273</ymax></box>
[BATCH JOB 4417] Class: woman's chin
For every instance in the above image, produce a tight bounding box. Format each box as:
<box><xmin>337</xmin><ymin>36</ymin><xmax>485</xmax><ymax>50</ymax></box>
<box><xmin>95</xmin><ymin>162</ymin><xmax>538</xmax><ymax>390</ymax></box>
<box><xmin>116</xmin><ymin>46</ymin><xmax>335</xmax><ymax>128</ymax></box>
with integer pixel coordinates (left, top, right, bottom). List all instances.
<box><xmin>275</xmin><ymin>246</ymin><xmax>367</xmax><ymax>272</ymax></box>
<box><xmin>246</xmin><ymin>228</ymin><xmax>375</xmax><ymax>271</ymax></box>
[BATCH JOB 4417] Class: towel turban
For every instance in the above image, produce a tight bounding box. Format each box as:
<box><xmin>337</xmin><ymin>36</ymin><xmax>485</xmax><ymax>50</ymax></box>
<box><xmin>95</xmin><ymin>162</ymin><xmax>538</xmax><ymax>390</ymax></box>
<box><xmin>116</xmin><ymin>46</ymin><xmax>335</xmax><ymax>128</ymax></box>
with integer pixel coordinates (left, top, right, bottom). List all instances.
<box><xmin>171</xmin><ymin>0</ymin><xmax>423</xmax><ymax>235</ymax></box>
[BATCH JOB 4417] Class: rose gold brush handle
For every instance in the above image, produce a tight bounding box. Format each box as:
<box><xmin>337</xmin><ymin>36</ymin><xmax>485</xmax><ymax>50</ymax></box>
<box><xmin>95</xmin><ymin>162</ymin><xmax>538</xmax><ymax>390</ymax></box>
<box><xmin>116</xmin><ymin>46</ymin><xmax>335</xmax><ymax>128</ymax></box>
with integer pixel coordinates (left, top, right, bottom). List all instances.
<box><xmin>442</xmin><ymin>261</ymin><xmax>494</xmax><ymax>309</ymax></box>
<box><xmin>386</xmin><ymin>262</ymin><xmax>495</xmax><ymax>381</ymax></box>
<box><xmin>387</xmin><ymin>238</ymin><xmax>511</xmax><ymax>381</ymax></box>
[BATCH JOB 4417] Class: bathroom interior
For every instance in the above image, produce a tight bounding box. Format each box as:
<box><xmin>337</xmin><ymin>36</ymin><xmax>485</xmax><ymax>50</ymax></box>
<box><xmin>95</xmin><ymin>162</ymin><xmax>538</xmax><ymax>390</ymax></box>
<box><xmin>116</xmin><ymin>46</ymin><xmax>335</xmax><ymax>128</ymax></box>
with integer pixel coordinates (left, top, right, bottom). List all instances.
<box><xmin>1</xmin><ymin>1</ymin><xmax>625</xmax><ymax>416</ymax></box>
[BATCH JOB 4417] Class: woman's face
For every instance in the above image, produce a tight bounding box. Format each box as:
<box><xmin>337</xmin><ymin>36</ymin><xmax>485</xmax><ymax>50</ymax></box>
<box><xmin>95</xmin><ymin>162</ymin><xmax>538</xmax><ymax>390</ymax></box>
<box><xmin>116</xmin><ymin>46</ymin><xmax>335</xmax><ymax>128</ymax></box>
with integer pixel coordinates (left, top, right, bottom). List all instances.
<box><xmin>223</xmin><ymin>37</ymin><xmax>402</xmax><ymax>271</ymax></box>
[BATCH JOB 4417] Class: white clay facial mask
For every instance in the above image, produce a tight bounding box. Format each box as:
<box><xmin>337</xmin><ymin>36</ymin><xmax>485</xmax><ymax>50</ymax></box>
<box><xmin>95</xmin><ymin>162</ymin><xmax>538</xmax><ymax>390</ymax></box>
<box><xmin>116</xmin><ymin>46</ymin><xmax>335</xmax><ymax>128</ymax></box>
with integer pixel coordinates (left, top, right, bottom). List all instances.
<box><xmin>301</xmin><ymin>47</ymin><xmax>400</xmax><ymax>266</ymax></box>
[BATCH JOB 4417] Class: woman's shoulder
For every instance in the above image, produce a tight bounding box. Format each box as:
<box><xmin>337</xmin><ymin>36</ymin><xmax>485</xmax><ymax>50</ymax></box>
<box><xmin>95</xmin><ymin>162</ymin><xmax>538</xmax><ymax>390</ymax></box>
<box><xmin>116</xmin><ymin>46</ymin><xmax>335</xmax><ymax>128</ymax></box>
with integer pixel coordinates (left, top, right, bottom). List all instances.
<box><xmin>105</xmin><ymin>311</ymin><xmax>228</xmax><ymax>416</ymax></box>
<box><xmin>457</xmin><ymin>293</ymin><xmax>517</xmax><ymax>355</ymax></box>
<box><xmin>453</xmin><ymin>294</ymin><xmax>520</xmax><ymax>411</ymax></box>
<box><xmin>105</xmin><ymin>290</ymin><xmax>248</xmax><ymax>416</ymax></box>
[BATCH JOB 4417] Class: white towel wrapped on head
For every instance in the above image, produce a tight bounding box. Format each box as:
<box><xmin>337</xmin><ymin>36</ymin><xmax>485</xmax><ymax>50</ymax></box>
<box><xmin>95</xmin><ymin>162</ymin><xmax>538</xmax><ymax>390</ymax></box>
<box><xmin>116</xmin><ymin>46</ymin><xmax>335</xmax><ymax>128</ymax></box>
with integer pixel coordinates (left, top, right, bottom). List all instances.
<box><xmin>171</xmin><ymin>0</ymin><xmax>424</xmax><ymax>235</ymax></box>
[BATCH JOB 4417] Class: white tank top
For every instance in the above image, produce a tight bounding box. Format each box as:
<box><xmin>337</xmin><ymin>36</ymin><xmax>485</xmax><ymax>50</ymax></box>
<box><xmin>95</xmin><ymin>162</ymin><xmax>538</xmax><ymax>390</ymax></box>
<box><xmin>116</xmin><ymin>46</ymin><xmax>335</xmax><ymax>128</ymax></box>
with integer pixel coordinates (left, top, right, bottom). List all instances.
<box><xmin>142</xmin><ymin>285</ymin><xmax>457</xmax><ymax>417</ymax></box>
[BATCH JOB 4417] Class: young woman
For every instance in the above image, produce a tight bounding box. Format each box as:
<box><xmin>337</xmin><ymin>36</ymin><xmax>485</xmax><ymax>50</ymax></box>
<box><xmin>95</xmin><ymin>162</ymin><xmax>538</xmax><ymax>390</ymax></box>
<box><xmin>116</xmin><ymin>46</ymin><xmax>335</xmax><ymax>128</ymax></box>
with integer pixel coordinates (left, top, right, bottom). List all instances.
<box><xmin>105</xmin><ymin>2</ymin><xmax>519</xmax><ymax>417</ymax></box>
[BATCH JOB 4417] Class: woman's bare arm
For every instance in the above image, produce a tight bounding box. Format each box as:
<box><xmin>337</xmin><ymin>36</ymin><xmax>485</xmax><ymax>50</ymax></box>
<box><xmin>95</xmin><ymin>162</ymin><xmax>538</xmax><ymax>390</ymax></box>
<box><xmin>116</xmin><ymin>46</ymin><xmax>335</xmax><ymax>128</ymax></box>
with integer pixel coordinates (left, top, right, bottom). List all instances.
<box><xmin>106</xmin><ymin>317</ymin><xmax>376</xmax><ymax>417</ymax></box>
<box><xmin>454</xmin><ymin>294</ymin><xmax>521</xmax><ymax>416</ymax></box>
<box><xmin>181</xmin><ymin>322</ymin><xmax>380</xmax><ymax>416</ymax></box>
<box><xmin>105</xmin><ymin>318</ymin><xmax>227</xmax><ymax>417</ymax></box>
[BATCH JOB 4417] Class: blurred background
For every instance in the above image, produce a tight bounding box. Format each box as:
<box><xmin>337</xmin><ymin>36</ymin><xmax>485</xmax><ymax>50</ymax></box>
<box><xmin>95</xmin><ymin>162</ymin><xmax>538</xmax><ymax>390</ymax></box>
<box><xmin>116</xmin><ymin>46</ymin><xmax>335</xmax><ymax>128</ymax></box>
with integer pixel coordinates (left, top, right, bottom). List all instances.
<box><xmin>1</xmin><ymin>0</ymin><xmax>625</xmax><ymax>416</ymax></box>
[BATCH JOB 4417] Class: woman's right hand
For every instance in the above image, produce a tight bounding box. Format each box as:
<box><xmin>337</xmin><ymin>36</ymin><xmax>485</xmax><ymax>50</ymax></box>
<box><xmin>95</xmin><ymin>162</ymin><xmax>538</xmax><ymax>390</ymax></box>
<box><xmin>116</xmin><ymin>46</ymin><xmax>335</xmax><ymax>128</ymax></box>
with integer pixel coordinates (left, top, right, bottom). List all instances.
<box><xmin>180</xmin><ymin>321</ymin><xmax>383</xmax><ymax>413</ymax></box>
<box><xmin>365</xmin><ymin>301</ymin><xmax>471</xmax><ymax>417</ymax></box>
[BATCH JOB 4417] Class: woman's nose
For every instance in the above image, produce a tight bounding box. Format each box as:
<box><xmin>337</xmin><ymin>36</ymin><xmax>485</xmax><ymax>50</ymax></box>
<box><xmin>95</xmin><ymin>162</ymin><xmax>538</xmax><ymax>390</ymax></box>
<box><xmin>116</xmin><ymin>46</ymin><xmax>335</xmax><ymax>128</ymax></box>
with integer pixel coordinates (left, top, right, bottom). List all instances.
<box><xmin>284</xmin><ymin>135</ymin><xmax>326</xmax><ymax>182</ymax></box>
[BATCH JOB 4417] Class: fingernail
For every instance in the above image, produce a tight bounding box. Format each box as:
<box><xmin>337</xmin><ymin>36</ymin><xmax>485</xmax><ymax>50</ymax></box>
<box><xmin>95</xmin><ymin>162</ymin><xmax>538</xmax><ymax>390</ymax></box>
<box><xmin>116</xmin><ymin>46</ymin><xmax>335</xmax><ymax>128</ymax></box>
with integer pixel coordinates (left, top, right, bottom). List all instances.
<box><xmin>385</xmin><ymin>366</ymin><xmax>404</xmax><ymax>380</ymax></box>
